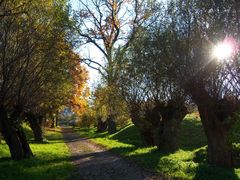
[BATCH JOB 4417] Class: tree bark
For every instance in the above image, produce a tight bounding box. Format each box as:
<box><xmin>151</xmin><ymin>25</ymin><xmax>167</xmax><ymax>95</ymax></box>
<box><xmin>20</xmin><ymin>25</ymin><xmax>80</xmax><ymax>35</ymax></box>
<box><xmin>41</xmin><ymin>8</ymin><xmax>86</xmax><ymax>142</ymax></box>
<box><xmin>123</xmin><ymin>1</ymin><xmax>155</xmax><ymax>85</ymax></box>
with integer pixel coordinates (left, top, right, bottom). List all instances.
<box><xmin>107</xmin><ymin>116</ymin><xmax>116</xmax><ymax>134</ymax></box>
<box><xmin>156</xmin><ymin>119</ymin><xmax>181</xmax><ymax>152</ymax></box>
<box><xmin>26</xmin><ymin>113</ymin><xmax>43</xmax><ymax>142</ymax></box>
<box><xmin>97</xmin><ymin>119</ymin><xmax>107</xmax><ymax>132</ymax></box>
<box><xmin>130</xmin><ymin>101</ymin><xmax>187</xmax><ymax>152</ymax></box>
<box><xmin>198</xmin><ymin>102</ymin><xmax>236</xmax><ymax>167</ymax></box>
<box><xmin>130</xmin><ymin>104</ymin><xmax>155</xmax><ymax>146</ymax></box>
<box><xmin>0</xmin><ymin>106</ymin><xmax>31</xmax><ymax>160</ymax></box>
<box><xmin>139</xmin><ymin>129</ymin><xmax>155</xmax><ymax>146</ymax></box>
<box><xmin>50</xmin><ymin>117</ymin><xmax>55</xmax><ymax>128</ymax></box>
<box><xmin>16</xmin><ymin>126</ymin><xmax>33</xmax><ymax>157</ymax></box>
<box><xmin>55</xmin><ymin>116</ymin><xmax>58</xmax><ymax>127</ymax></box>
<box><xmin>187</xmin><ymin>82</ymin><xmax>238</xmax><ymax>167</ymax></box>
<box><xmin>156</xmin><ymin>102</ymin><xmax>187</xmax><ymax>152</ymax></box>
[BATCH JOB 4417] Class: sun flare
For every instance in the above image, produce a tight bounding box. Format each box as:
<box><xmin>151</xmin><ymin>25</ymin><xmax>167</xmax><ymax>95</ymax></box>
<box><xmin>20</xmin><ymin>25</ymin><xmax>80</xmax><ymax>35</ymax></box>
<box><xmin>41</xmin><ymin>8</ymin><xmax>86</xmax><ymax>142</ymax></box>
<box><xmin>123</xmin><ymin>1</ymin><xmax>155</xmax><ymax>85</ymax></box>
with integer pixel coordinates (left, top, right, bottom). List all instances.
<box><xmin>212</xmin><ymin>41</ymin><xmax>234</xmax><ymax>61</ymax></box>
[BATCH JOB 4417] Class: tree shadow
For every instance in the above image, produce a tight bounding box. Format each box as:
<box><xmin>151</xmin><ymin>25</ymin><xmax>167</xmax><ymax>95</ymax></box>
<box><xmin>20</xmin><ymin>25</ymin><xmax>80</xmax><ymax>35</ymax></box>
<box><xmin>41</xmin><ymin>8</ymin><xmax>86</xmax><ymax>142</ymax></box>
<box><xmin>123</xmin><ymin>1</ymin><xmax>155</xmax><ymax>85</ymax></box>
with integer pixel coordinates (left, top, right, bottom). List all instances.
<box><xmin>0</xmin><ymin>155</ymin><xmax>73</xmax><ymax>180</ymax></box>
<box><xmin>0</xmin><ymin>157</ymin><xmax>11</xmax><ymax>163</ymax></box>
<box><xmin>192</xmin><ymin>148</ymin><xmax>239</xmax><ymax>180</ymax></box>
<box><xmin>109</xmin><ymin>125</ymin><xmax>145</xmax><ymax>147</ymax></box>
<box><xmin>179</xmin><ymin>119</ymin><xmax>207</xmax><ymax>151</ymax></box>
<box><xmin>108</xmin><ymin>146</ymin><xmax>171</xmax><ymax>173</ymax></box>
<box><xmin>102</xmin><ymin>120</ymin><xmax>208</xmax><ymax>150</ymax></box>
<box><xmin>68</xmin><ymin>148</ymin><xmax>166</xmax><ymax>179</ymax></box>
<box><xmin>194</xmin><ymin>163</ymin><xmax>239</xmax><ymax>180</ymax></box>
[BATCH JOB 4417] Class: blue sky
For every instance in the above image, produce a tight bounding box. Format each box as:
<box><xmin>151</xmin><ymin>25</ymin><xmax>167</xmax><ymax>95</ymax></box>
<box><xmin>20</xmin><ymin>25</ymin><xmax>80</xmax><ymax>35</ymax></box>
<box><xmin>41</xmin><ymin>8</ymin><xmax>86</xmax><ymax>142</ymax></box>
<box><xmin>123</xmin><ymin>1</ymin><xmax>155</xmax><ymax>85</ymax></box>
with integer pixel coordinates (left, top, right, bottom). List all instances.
<box><xmin>70</xmin><ymin>0</ymin><xmax>102</xmax><ymax>89</ymax></box>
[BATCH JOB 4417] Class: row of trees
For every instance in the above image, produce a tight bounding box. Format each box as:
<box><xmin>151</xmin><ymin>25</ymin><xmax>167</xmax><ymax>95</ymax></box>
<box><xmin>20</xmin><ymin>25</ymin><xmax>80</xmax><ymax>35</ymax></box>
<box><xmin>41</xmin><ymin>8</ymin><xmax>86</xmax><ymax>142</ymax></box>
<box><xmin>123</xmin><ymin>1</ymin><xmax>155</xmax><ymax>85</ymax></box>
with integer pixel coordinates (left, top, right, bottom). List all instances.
<box><xmin>0</xmin><ymin>0</ymin><xmax>88</xmax><ymax>160</ymax></box>
<box><xmin>74</xmin><ymin>0</ymin><xmax>240</xmax><ymax>167</ymax></box>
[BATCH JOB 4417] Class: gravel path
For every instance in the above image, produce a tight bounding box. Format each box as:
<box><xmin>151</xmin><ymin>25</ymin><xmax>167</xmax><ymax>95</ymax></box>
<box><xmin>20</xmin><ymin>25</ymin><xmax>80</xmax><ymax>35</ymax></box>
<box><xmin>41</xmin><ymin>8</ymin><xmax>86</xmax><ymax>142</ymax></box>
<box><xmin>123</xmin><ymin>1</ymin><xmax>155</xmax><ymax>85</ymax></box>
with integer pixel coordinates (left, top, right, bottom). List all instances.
<box><xmin>62</xmin><ymin>128</ymin><xmax>167</xmax><ymax>180</ymax></box>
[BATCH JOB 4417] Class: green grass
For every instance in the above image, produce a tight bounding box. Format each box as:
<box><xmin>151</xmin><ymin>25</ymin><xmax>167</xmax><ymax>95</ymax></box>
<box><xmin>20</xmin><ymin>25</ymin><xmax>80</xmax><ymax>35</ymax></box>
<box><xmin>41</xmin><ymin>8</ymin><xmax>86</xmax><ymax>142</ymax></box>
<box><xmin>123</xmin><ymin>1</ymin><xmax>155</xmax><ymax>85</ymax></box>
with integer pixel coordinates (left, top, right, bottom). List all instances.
<box><xmin>75</xmin><ymin>115</ymin><xmax>240</xmax><ymax>180</ymax></box>
<box><xmin>0</xmin><ymin>126</ymin><xmax>73</xmax><ymax>180</ymax></box>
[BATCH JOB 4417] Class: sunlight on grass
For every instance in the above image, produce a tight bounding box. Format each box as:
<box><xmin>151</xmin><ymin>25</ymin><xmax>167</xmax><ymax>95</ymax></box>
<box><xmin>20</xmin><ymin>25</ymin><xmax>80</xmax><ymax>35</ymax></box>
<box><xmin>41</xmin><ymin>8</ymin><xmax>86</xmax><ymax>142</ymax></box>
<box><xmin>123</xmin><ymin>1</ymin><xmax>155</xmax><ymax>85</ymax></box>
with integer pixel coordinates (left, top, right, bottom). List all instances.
<box><xmin>76</xmin><ymin>115</ymin><xmax>240</xmax><ymax>179</ymax></box>
<box><xmin>0</xmin><ymin>128</ymin><xmax>73</xmax><ymax>180</ymax></box>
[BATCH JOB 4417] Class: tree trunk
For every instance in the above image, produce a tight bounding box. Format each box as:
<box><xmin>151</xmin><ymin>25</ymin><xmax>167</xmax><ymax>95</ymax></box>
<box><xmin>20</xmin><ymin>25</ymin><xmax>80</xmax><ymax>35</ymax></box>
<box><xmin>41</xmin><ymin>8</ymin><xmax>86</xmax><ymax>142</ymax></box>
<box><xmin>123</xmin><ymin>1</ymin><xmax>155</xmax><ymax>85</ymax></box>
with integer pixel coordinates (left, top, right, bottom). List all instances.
<box><xmin>107</xmin><ymin>117</ymin><xmax>116</xmax><ymax>134</ymax></box>
<box><xmin>50</xmin><ymin>117</ymin><xmax>55</xmax><ymax>128</ymax></box>
<box><xmin>156</xmin><ymin>118</ymin><xmax>182</xmax><ymax>152</ymax></box>
<box><xmin>130</xmin><ymin>105</ymin><xmax>155</xmax><ymax>146</ymax></box>
<box><xmin>16</xmin><ymin>126</ymin><xmax>33</xmax><ymax>158</ymax></box>
<box><xmin>0</xmin><ymin>106</ymin><xmax>25</xmax><ymax>160</ymax></box>
<box><xmin>26</xmin><ymin>113</ymin><xmax>43</xmax><ymax>142</ymax></box>
<box><xmin>140</xmin><ymin>130</ymin><xmax>155</xmax><ymax>146</ymax></box>
<box><xmin>97</xmin><ymin>119</ymin><xmax>107</xmax><ymax>132</ymax></box>
<box><xmin>55</xmin><ymin>116</ymin><xmax>58</xmax><ymax>127</ymax></box>
<box><xmin>198</xmin><ymin>103</ymin><xmax>236</xmax><ymax>167</ymax></box>
<box><xmin>130</xmin><ymin>101</ymin><xmax>187</xmax><ymax>151</ymax></box>
<box><xmin>155</xmin><ymin>102</ymin><xmax>187</xmax><ymax>152</ymax></box>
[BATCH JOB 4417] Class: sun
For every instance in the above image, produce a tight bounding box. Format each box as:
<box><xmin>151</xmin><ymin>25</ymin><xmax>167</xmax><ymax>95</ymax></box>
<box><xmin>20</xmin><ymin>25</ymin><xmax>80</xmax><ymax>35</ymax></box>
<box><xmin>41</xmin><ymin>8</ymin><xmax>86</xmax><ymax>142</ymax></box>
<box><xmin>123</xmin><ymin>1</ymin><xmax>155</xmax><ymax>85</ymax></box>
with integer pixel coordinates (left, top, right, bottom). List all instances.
<box><xmin>212</xmin><ymin>41</ymin><xmax>235</xmax><ymax>61</ymax></box>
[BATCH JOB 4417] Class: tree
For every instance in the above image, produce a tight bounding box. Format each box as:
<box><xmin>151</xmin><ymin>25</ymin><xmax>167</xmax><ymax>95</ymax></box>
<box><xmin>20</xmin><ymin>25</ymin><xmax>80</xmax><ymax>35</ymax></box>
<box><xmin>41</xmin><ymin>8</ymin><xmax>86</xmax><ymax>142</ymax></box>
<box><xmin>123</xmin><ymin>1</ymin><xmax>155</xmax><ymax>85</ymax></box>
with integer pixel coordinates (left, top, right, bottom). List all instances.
<box><xmin>118</xmin><ymin>26</ymin><xmax>187</xmax><ymax>152</ymax></box>
<box><xmin>160</xmin><ymin>0</ymin><xmax>240</xmax><ymax>167</ymax></box>
<box><xmin>92</xmin><ymin>84</ymin><xmax>130</xmax><ymax>133</ymax></box>
<box><xmin>68</xmin><ymin>57</ymin><xmax>90</xmax><ymax>117</ymax></box>
<box><xmin>0</xmin><ymin>0</ymin><xmax>82</xmax><ymax>159</ymax></box>
<box><xmin>73</xmin><ymin>0</ymin><xmax>153</xmax><ymax>133</ymax></box>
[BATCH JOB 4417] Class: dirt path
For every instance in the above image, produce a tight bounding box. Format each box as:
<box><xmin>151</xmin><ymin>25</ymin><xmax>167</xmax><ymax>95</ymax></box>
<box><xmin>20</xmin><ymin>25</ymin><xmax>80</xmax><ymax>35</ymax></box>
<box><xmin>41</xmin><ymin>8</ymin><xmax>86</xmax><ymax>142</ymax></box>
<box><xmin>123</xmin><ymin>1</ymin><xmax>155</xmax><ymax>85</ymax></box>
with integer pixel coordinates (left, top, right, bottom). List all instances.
<box><xmin>62</xmin><ymin>128</ymin><xmax>167</xmax><ymax>180</ymax></box>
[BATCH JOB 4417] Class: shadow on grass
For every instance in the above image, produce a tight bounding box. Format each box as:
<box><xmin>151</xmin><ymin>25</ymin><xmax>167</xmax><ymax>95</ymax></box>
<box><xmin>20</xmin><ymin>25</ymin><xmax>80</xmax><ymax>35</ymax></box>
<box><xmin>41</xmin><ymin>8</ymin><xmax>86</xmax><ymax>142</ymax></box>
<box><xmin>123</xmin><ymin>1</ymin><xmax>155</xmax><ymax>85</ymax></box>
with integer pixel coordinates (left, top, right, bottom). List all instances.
<box><xmin>67</xmin><ymin>147</ymin><xmax>166</xmax><ymax>179</ymax></box>
<box><xmin>0</xmin><ymin>157</ymin><xmax>11</xmax><ymax>163</ymax></box>
<box><xmin>192</xmin><ymin>148</ymin><xmax>239</xmax><ymax>180</ymax></box>
<box><xmin>75</xmin><ymin>120</ymin><xmax>240</xmax><ymax>179</ymax></box>
<box><xmin>109</xmin><ymin>146</ymin><xmax>170</xmax><ymax>171</ymax></box>
<box><xmin>0</xmin><ymin>154</ymin><xmax>73</xmax><ymax>180</ymax></box>
<box><xmin>110</xmin><ymin>125</ymin><xmax>144</xmax><ymax>147</ymax></box>
<box><xmin>90</xmin><ymin>120</ymin><xmax>207</xmax><ymax>150</ymax></box>
<box><xmin>179</xmin><ymin>119</ymin><xmax>207</xmax><ymax>151</ymax></box>
<box><xmin>194</xmin><ymin>164</ymin><xmax>239</xmax><ymax>180</ymax></box>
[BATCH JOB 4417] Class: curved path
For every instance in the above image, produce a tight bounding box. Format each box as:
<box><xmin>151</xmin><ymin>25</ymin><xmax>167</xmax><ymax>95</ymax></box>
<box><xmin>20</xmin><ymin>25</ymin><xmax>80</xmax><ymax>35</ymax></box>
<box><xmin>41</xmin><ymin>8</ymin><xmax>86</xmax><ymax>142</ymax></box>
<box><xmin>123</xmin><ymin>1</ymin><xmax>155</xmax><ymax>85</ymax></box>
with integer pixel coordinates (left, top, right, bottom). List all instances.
<box><xmin>62</xmin><ymin>128</ymin><xmax>167</xmax><ymax>180</ymax></box>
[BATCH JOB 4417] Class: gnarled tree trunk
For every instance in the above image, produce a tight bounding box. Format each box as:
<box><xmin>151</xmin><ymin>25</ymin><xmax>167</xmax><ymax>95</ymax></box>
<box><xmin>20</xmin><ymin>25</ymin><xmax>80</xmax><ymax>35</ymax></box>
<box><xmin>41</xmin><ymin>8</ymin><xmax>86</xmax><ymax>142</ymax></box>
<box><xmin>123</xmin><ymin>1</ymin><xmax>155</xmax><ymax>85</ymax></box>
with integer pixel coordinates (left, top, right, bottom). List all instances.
<box><xmin>197</xmin><ymin>101</ymin><xmax>236</xmax><ymax>167</ymax></box>
<box><xmin>130</xmin><ymin>101</ymin><xmax>187</xmax><ymax>152</ymax></box>
<box><xmin>152</xmin><ymin>101</ymin><xmax>187</xmax><ymax>152</ymax></box>
<box><xmin>188</xmin><ymin>83</ymin><xmax>238</xmax><ymax>167</ymax></box>
<box><xmin>0</xmin><ymin>106</ymin><xmax>33</xmax><ymax>160</ymax></box>
<box><xmin>26</xmin><ymin>113</ymin><xmax>43</xmax><ymax>142</ymax></box>
<box><xmin>129</xmin><ymin>104</ymin><xmax>154</xmax><ymax>146</ymax></box>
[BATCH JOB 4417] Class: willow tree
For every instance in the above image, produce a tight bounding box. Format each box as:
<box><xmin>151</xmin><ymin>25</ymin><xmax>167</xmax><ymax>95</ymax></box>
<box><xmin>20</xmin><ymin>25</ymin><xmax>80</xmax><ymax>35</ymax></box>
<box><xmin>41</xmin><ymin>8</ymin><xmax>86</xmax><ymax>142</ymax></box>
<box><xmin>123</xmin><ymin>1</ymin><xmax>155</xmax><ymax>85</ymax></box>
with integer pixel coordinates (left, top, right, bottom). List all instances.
<box><xmin>161</xmin><ymin>0</ymin><xmax>240</xmax><ymax>167</ymax></box>
<box><xmin>118</xmin><ymin>25</ymin><xmax>187</xmax><ymax>152</ymax></box>
<box><xmin>73</xmin><ymin>0</ymin><xmax>155</xmax><ymax>133</ymax></box>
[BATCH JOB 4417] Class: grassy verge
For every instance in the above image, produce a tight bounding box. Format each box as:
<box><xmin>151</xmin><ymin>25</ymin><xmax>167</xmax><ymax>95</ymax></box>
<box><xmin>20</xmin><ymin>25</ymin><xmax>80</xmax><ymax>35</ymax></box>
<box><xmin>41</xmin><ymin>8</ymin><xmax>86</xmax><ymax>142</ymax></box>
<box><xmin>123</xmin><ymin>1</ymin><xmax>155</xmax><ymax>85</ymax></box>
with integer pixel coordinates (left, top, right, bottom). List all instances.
<box><xmin>75</xmin><ymin>115</ymin><xmax>240</xmax><ymax>180</ymax></box>
<box><xmin>0</xmin><ymin>126</ymin><xmax>73</xmax><ymax>180</ymax></box>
